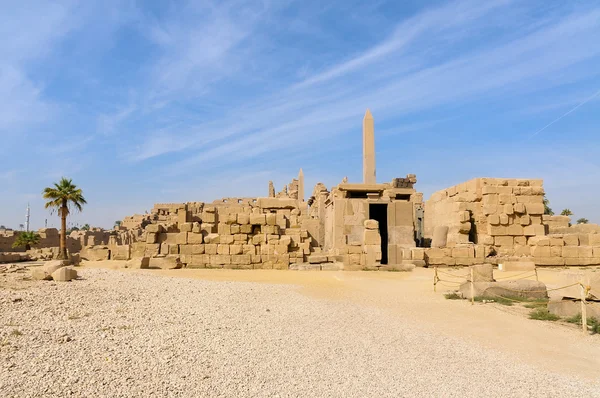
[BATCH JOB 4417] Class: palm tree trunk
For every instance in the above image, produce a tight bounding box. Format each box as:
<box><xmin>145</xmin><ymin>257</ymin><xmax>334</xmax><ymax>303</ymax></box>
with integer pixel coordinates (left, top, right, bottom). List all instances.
<box><xmin>60</xmin><ymin>201</ymin><xmax>68</xmax><ymax>260</ymax></box>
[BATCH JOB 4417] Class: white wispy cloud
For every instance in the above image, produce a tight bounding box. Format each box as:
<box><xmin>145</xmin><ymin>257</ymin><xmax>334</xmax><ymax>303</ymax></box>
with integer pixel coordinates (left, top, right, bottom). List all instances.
<box><xmin>120</xmin><ymin>0</ymin><xmax>600</xmax><ymax>175</ymax></box>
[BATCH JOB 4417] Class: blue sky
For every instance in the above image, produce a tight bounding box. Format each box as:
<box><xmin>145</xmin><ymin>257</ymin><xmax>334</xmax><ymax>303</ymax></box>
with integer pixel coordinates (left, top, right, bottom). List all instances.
<box><xmin>1</xmin><ymin>0</ymin><xmax>599</xmax><ymax>230</ymax></box>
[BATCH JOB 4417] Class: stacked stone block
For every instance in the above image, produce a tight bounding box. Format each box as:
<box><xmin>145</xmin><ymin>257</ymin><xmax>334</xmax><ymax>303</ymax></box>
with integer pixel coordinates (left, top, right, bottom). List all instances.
<box><xmin>132</xmin><ymin>198</ymin><xmax>314</xmax><ymax>269</ymax></box>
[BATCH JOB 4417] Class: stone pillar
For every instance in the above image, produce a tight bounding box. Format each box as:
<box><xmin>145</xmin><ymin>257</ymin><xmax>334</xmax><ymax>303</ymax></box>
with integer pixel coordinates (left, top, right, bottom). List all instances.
<box><xmin>298</xmin><ymin>168</ymin><xmax>304</xmax><ymax>202</ymax></box>
<box><xmin>363</xmin><ymin>109</ymin><xmax>376</xmax><ymax>184</ymax></box>
<box><xmin>268</xmin><ymin>181</ymin><xmax>275</xmax><ymax>198</ymax></box>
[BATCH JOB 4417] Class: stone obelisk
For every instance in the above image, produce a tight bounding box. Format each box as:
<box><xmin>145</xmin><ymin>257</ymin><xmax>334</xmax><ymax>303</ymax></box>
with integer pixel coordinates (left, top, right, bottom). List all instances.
<box><xmin>363</xmin><ymin>109</ymin><xmax>376</xmax><ymax>184</ymax></box>
<box><xmin>298</xmin><ymin>168</ymin><xmax>305</xmax><ymax>202</ymax></box>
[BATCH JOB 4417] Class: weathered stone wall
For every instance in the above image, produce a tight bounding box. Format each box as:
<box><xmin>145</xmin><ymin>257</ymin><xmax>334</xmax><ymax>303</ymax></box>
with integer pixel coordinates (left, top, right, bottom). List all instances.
<box><xmin>423</xmin><ymin>178</ymin><xmax>600</xmax><ymax>267</ymax></box>
<box><xmin>425</xmin><ymin>178</ymin><xmax>546</xmax><ymax>251</ymax></box>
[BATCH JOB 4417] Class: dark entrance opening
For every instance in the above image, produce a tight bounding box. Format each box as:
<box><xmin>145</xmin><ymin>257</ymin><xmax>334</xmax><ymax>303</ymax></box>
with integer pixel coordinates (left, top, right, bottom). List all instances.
<box><xmin>369</xmin><ymin>203</ymin><xmax>388</xmax><ymax>265</ymax></box>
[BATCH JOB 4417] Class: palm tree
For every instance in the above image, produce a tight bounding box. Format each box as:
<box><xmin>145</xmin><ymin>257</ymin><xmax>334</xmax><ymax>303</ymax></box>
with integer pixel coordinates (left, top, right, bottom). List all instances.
<box><xmin>81</xmin><ymin>224</ymin><xmax>90</xmax><ymax>231</ymax></box>
<box><xmin>576</xmin><ymin>218</ymin><xmax>589</xmax><ymax>224</ymax></box>
<box><xmin>543</xmin><ymin>197</ymin><xmax>554</xmax><ymax>216</ymax></box>
<box><xmin>43</xmin><ymin>178</ymin><xmax>87</xmax><ymax>259</ymax></box>
<box><xmin>114</xmin><ymin>220</ymin><xmax>122</xmax><ymax>229</ymax></box>
<box><xmin>560</xmin><ymin>209</ymin><xmax>573</xmax><ymax>216</ymax></box>
<box><xmin>12</xmin><ymin>231</ymin><xmax>40</xmax><ymax>251</ymax></box>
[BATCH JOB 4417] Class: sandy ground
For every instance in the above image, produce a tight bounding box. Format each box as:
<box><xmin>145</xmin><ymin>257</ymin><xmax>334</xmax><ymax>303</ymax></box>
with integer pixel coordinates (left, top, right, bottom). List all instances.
<box><xmin>1</xmin><ymin>262</ymin><xmax>599</xmax><ymax>397</ymax></box>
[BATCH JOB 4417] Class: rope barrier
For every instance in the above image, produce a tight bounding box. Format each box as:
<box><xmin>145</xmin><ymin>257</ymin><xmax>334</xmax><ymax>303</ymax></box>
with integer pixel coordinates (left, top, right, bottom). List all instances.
<box><xmin>494</xmin><ymin>270</ymin><xmax>536</xmax><ymax>280</ymax></box>
<box><xmin>435</xmin><ymin>269</ymin><xmax>470</xmax><ymax>279</ymax></box>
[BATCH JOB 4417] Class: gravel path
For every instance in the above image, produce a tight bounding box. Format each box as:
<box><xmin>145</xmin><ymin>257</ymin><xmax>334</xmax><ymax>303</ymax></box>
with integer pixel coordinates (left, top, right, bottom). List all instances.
<box><xmin>1</xmin><ymin>268</ymin><xmax>599</xmax><ymax>397</ymax></box>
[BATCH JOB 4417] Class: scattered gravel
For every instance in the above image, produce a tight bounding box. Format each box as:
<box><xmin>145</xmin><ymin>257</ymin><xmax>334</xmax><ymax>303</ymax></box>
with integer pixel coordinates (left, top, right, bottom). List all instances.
<box><xmin>1</xmin><ymin>268</ymin><xmax>598</xmax><ymax>397</ymax></box>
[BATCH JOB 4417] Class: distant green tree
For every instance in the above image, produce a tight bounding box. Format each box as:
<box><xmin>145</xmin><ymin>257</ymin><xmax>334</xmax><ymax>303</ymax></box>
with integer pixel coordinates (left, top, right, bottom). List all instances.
<box><xmin>0</xmin><ymin>225</ymin><xmax>6</xmax><ymax>229</ymax></box>
<box><xmin>543</xmin><ymin>196</ymin><xmax>554</xmax><ymax>216</ymax></box>
<box><xmin>81</xmin><ymin>224</ymin><xmax>90</xmax><ymax>231</ymax></box>
<box><xmin>12</xmin><ymin>231</ymin><xmax>40</xmax><ymax>251</ymax></box>
<box><xmin>114</xmin><ymin>220</ymin><xmax>122</xmax><ymax>229</ymax></box>
<box><xmin>560</xmin><ymin>209</ymin><xmax>573</xmax><ymax>216</ymax></box>
<box><xmin>576</xmin><ymin>218</ymin><xmax>589</xmax><ymax>224</ymax></box>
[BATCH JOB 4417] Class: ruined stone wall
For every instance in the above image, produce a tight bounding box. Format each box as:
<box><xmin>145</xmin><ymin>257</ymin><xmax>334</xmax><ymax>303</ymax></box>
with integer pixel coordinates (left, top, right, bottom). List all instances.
<box><xmin>425</xmin><ymin>178</ymin><xmax>546</xmax><ymax>250</ymax></box>
<box><xmin>423</xmin><ymin>178</ymin><xmax>600</xmax><ymax>267</ymax></box>
<box><xmin>104</xmin><ymin>197</ymin><xmax>319</xmax><ymax>269</ymax></box>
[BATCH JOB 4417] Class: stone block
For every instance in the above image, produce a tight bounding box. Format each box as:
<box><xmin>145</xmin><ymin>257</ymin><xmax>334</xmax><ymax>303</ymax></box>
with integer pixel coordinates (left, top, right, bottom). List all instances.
<box><xmin>452</xmin><ymin>246</ymin><xmax>474</xmax><ymax>258</ymax></box>
<box><xmin>239</xmin><ymin>224</ymin><xmax>252</xmax><ymax>234</ymax></box>
<box><xmin>262</xmin><ymin>225</ymin><xmax>280</xmax><ymax>235</ymax></box>
<box><xmin>229</xmin><ymin>244</ymin><xmax>242</xmax><ymax>255</ymax></box>
<box><xmin>308</xmin><ymin>255</ymin><xmax>328</xmax><ymax>264</ymax></box>
<box><xmin>204</xmin><ymin>233</ymin><xmax>219</xmax><ymax>244</ymax></box>
<box><xmin>252</xmin><ymin>235</ymin><xmax>265</xmax><ymax>245</ymax></box>
<box><xmin>188</xmin><ymin>254</ymin><xmax>208</xmax><ymax>268</ymax></box>
<box><xmin>190</xmin><ymin>244</ymin><xmax>205</xmax><ymax>254</ymax></box>
<box><xmin>233</xmin><ymin>234</ymin><xmax>248</xmax><ymax>242</ymax></box>
<box><xmin>220</xmin><ymin>235</ymin><xmax>235</xmax><ymax>244</ymax></box>
<box><xmin>561</xmin><ymin>246</ymin><xmax>578</xmax><ymax>258</ymax></box>
<box><xmin>363</xmin><ymin>230</ymin><xmax>381</xmax><ymax>245</ymax></box>
<box><xmin>250</xmin><ymin>214</ymin><xmax>266</xmax><ymax>225</ymax></box>
<box><xmin>52</xmin><ymin>266</ymin><xmax>78</xmax><ymax>282</ymax></box>
<box><xmin>523</xmin><ymin>224</ymin><xmax>545</xmax><ymax>236</ymax></box>
<box><xmin>180</xmin><ymin>222</ymin><xmax>193</xmax><ymax>233</ymax></box>
<box><xmin>458</xmin><ymin>222</ymin><xmax>471</xmax><ymax>233</ymax></box>
<box><xmin>236</xmin><ymin>214</ymin><xmax>249</xmax><ymax>225</ymax></box>
<box><xmin>210</xmin><ymin>255</ymin><xmax>231</xmax><ymax>267</ymax></box>
<box><xmin>201</xmin><ymin>212</ymin><xmax>216</xmax><ymax>223</ymax></box>
<box><xmin>427</xmin><ymin>257</ymin><xmax>455</xmax><ymax>266</ymax></box>
<box><xmin>187</xmin><ymin>233</ymin><xmax>203</xmax><ymax>245</ymax></box>
<box><xmin>498</xmin><ymin>261</ymin><xmax>535</xmax><ymax>271</ymax></box>
<box><xmin>514</xmin><ymin>203</ymin><xmax>526</xmax><ymax>214</ymax></box>
<box><xmin>514</xmin><ymin>236</ymin><xmax>526</xmax><ymax>246</ymax></box>
<box><xmin>550</xmin><ymin>246</ymin><xmax>562</xmax><ymax>257</ymax></box>
<box><xmin>519</xmin><ymin>215</ymin><xmax>531</xmax><ymax>226</ymax></box>
<box><xmin>231</xmin><ymin>254</ymin><xmax>252</xmax><ymax>267</ymax></box>
<box><xmin>578</xmin><ymin>234</ymin><xmax>590</xmax><ymax>246</ymax></box>
<box><xmin>431</xmin><ymin>226</ymin><xmax>449</xmax><ymax>248</ymax></box>
<box><xmin>494</xmin><ymin>236</ymin><xmax>513</xmax><ymax>247</ymax></box>
<box><xmin>548</xmin><ymin>300</ymin><xmax>600</xmax><ymax>319</ymax></box>
<box><xmin>526</xmin><ymin>203</ymin><xmax>545</xmax><ymax>215</ymax></box>
<box><xmin>460</xmin><ymin>280</ymin><xmax>547</xmax><ymax>300</ymax></box>
<box><xmin>31</xmin><ymin>268</ymin><xmax>52</xmax><ymax>280</ymax></box>
<box><xmin>528</xmin><ymin>236</ymin><xmax>550</xmax><ymax>246</ymax></box>
<box><xmin>149</xmin><ymin>256</ymin><xmax>182</xmax><ymax>270</ymax></box>
<box><xmin>146</xmin><ymin>232</ymin><xmax>158</xmax><ymax>244</ymax></box>
<box><xmin>549</xmin><ymin>238</ymin><xmax>564</xmax><ymax>247</ymax></box>
<box><xmin>486</xmin><ymin>214</ymin><xmax>500</xmax><ymax>226</ymax></box>
<box><xmin>487</xmin><ymin>225</ymin><xmax>507</xmax><ymax>236</ymax></box>
<box><xmin>364</xmin><ymin>219</ymin><xmax>379</xmax><ymax>230</ymax></box>
<box><xmin>532</xmin><ymin>246</ymin><xmax>551</xmax><ymax>257</ymax></box>
<box><xmin>411</xmin><ymin>248</ymin><xmax>425</xmax><ymax>260</ymax></box>
<box><xmin>217</xmin><ymin>244</ymin><xmax>230</xmax><ymax>255</ymax></box>
<box><xmin>506</xmin><ymin>224</ymin><xmax>523</xmax><ymax>236</ymax></box>
<box><xmin>563</xmin><ymin>235</ymin><xmax>579</xmax><ymax>246</ymax></box>
<box><xmin>125</xmin><ymin>257</ymin><xmax>150</xmax><ymax>269</ymax></box>
<box><xmin>218</xmin><ymin>224</ymin><xmax>231</xmax><ymax>235</ymax></box>
<box><xmin>266</xmin><ymin>213</ymin><xmax>277</xmax><ymax>226</ymax></box>
<box><xmin>175</xmin><ymin>232</ymin><xmax>188</xmax><ymax>245</ymax></box>
<box><xmin>579</xmin><ymin>246</ymin><xmax>593</xmax><ymax>258</ymax></box>
<box><xmin>515</xmin><ymin>245</ymin><xmax>531</xmax><ymax>256</ymax></box>
<box><xmin>205</xmin><ymin>244</ymin><xmax>218</xmax><ymax>255</ymax></box>
<box><xmin>589</xmin><ymin>234</ymin><xmax>600</xmax><ymax>246</ymax></box>
<box><xmin>564</xmin><ymin>258</ymin><xmax>600</xmax><ymax>266</ymax></box>
<box><xmin>535</xmin><ymin>257</ymin><xmax>565</xmax><ymax>266</ymax></box>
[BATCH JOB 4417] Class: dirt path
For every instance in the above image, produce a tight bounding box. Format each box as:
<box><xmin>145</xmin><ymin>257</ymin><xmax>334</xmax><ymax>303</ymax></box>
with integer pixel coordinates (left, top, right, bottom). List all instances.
<box><xmin>86</xmin><ymin>262</ymin><xmax>600</xmax><ymax>381</ymax></box>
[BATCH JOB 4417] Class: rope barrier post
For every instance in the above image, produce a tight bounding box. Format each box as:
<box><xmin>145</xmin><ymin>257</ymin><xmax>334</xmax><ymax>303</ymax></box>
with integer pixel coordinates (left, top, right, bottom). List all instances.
<box><xmin>470</xmin><ymin>267</ymin><xmax>475</xmax><ymax>306</ymax></box>
<box><xmin>581</xmin><ymin>283</ymin><xmax>588</xmax><ymax>335</ymax></box>
<box><xmin>534</xmin><ymin>267</ymin><xmax>538</xmax><ymax>282</ymax></box>
<box><xmin>434</xmin><ymin>267</ymin><xmax>438</xmax><ymax>292</ymax></box>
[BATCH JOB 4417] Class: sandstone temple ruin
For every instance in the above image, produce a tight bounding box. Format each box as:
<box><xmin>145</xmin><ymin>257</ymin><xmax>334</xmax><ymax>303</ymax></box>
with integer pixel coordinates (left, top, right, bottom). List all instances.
<box><xmin>3</xmin><ymin>110</ymin><xmax>600</xmax><ymax>269</ymax></box>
